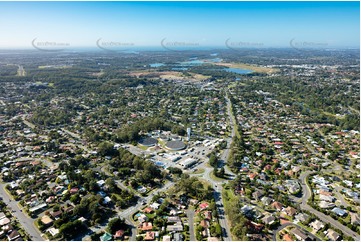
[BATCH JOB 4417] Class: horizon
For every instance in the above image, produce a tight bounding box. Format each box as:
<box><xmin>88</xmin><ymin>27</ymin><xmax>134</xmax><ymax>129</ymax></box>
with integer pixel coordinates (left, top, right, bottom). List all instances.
<box><xmin>0</xmin><ymin>1</ymin><xmax>359</xmax><ymax>50</ymax></box>
<box><xmin>0</xmin><ymin>46</ymin><xmax>360</xmax><ymax>52</ymax></box>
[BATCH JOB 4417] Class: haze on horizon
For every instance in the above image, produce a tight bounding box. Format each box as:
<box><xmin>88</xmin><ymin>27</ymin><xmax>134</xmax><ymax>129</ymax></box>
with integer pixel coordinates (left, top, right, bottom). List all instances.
<box><xmin>0</xmin><ymin>1</ymin><xmax>359</xmax><ymax>50</ymax></box>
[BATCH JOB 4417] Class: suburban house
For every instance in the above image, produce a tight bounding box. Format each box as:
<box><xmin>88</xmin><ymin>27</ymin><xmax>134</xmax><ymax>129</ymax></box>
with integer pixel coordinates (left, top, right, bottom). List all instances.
<box><xmin>140</xmin><ymin>222</ymin><xmax>153</xmax><ymax>231</ymax></box>
<box><xmin>350</xmin><ymin>212</ymin><xmax>360</xmax><ymax>225</ymax></box>
<box><xmin>252</xmin><ymin>190</ymin><xmax>263</xmax><ymax>201</ymax></box>
<box><xmin>271</xmin><ymin>201</ymin><xmax>283</xmax><ymax>211</ymax></box>
<box><xmin>261</xmin><ymin>196</ymin><xmax>272</xmax><ymax>206</ymax></box>
<box><xmin>331</xmin><ymin>207</ymin><xmax>348</xmax><ymax>217</ymax></box>
<box><xmin>261</xmin><ymin>214</ymin><xmax>275</xmax><ymax>225</ymax></box>
<box><xmin>284</xmin><ymin>206</ymin><xmax>297</xmax><ymax>217</ymax></box>
<box><xmin>294</xmin><ymin>213</ymin><xmax>309</xmax><ymax>223</ymax></box>
<box><xmin>114</xmin><ymin>230</ymin><xmax>125</xmax><ymax>239</ymax></box>
<box><xmin>291</xmin><ymin>228</ymin><xmax>309</xmax><ymax>241</ymax></box>
<box><xmin>145</xmin><ymin>231</ymin><xmax>155</xmax><ymax>241</ymax></box>
<box><xmin>326</xmin><ymin>229</ymin><xmax>340</xmax><ymax>241</ymax></box>
<box><xmin>310</xmin><ymin>220</ymin><xmax>324</xmax><ymax>232</ymax></box>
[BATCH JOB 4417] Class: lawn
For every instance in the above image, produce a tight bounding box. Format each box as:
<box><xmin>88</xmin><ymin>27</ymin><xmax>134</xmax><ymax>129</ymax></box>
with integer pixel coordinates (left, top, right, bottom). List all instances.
<box><xmin>137</xmin><ymin>144</ymin><xmax>149</xmax><ymax>151</ymax></box>
<box><xmin>223</xmin><ymin>185</ymin><xmax>237</xmax><ymax>200</ymax></box>
<box><xmin>215</xmin><ymin>62</ymin><xmax>279</xmax><ymax>74</ymax></box>
<box><xmin>191</xmin><ymin>168</ymin><xmax>205</xmax><ymax>175</ymax></box>
<box><xmin>209</xmin><ymin>171</ymin><xmax>227</xmax><ymax>182</ymax></box>
<box><xmin>145</xmin><ymin>213</ymin><xmax>156</xmax><ymax>219</ymax></box>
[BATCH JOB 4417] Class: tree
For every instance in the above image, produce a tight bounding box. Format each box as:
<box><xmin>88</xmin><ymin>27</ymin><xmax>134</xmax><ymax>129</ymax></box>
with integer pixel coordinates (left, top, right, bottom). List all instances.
<box><xmin>168</xmin><ymin>167</ymin><xmax>182</xmax><ymax>175</ymax></box>
<box><xmin>70</xmin><ymin>194</ymin><xmax>80</xmax><ymax>204</ymax></box>
<box><xmin>98</xmin><ymin>141</ymin><xmax>117</xmax><ymax>157</ymax></box>
<box><xmin>107</xmin><ymin>217</ymin><xmax>126</xmax><ymax>234</ymax></box>
<box><xmin>59</xmin><ymin>220</ymin><xmax>85</xmax><ymax>239</ymax></box>
<box><xmin>213</xmin><ymin>223</ymin><xmax>222</xmax><ymax>237</ymax></box>
<box><xmin>219</xmin><ymin>167</ymin><xmax>225</xmax><ymax>177</ymax></box>
<box><xmin>209</xmin><ymin>153</ymin><xmax>218</xmax><ymax>167</ymax></box>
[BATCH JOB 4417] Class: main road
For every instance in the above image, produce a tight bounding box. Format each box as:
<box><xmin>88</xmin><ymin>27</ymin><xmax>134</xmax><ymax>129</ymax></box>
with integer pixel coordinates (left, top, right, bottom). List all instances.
<box><xmin>199</xmin><ymin>91</ymin><xmax>237</xmax><ymax>241</ymax></box>
<box><xmin>0</xmin><ymin>183</ymin><xmax>44</xmax><ymax>241</ymax></box>
<box><xmin>298</xmin><ymin>171</ymin><xmax>360</xmax><ymax>240</ymax></box>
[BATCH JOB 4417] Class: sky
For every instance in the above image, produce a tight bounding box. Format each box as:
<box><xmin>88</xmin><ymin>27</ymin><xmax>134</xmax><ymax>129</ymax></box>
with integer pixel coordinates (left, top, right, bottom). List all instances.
<box><xmin>0</xmin><ymin>1</ymin><xmax>359</xmax><ymax>49</ymax></box>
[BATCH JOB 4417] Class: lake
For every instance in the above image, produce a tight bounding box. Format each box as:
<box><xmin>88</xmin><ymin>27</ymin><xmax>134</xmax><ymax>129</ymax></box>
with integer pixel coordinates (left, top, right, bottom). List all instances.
<box><xmin>151</xmin><ymin>61</ymin><xmax>252</xmax><ymax>75</ymax></box>
<box><xmin>149</xmin><ymin>63</ymin><xmax>165</xmax><ymax>67</ymax></box>
<box><xmin>179</xmin><ymin>60</ymin><xmax>205</xmax><ymax>65</ymax></box>
<box><xmin>171</xmin><ymin>67</ymin><xmax>188</xmax><ymax>71</ymax></box>
<box><xmin>224</xmin><ymin>68</ymin><xmax>253</xmax><ymax>74</ymax></box>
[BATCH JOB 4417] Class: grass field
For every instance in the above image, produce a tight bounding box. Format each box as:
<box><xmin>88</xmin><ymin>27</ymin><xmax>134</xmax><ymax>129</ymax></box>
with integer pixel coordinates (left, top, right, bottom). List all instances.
<box><xmin>191</xmin><ymin>168</ymin><xmax>205</xmax><ymax>174</ymax></box>
<box><xmin>209</xmin><ymin>171</ymin><xmax>227</xmax><ymax>182</ymax></box>
<box><xmin>215</xmin><ymin>62</ymin><xmax>279</xmax><ymax>74</ymax></box>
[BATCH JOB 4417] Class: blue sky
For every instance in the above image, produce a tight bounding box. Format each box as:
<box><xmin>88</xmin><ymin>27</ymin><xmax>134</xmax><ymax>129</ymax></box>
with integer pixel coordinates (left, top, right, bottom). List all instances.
<box><xmin>0</xmin><ymin>1</ymin><xmax>359</xmax><ymax>49</ymax></box>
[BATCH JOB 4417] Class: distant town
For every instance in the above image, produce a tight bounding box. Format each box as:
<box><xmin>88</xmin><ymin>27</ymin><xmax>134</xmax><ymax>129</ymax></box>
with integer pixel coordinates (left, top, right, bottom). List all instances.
<box><xmin>0</xmin><ymin>47</ymin><xmax>359</xmax><ymax>242</ymax></box>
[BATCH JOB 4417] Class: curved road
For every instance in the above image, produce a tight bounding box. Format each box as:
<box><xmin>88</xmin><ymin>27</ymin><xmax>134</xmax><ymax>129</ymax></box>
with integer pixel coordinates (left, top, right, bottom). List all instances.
<box><xmin>299</xmin><ymin>171</ymin><xmax>360</xmax><ymax>240</ymax></box>
<box><xmin>117</xmin><ymin>180</ymin><xmax>175</xmax><ymax>241</ymax></box>
<box><xmin>272</xmin><ymin>222</ymin><xmax>320</xmax><ymax>241</ymax></box>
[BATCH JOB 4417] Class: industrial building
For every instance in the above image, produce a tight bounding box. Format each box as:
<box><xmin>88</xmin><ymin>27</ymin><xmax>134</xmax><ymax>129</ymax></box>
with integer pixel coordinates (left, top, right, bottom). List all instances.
<box><xmin>179</xmin><ymin>158</ymin><xmax>197</xmax><ymax>168</ymax></box>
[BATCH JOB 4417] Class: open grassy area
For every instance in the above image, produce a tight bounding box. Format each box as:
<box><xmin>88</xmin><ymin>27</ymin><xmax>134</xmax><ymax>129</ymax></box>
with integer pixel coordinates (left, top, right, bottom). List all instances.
<box><xmin>137</xmin><ymin>144</ymin><xmax>149</xmax><ymax>151</ymax></box>
<box><xmin>297</xmin><ymin>222</ymin><xmax>316</xmax><ymax>235</ymax></box>
<box><xmin>223</xmin><ymin>185</ymin><xmax>237</xmax><ymax>200</ymax></box>
<box><xmin>157</xmin><ymin>139</ymin><xmax>166</xmax><ymax>147</ymax></box>
<box><xmin>209</xmin><ymin>171</ymin><xmax>227</xmax><ymax>182</ymax></box>
<box><xmin>199</xmin><ymin>178</ymin><xmax>212</xmax><ymax>188</ymax></box>
<box><xmin>188</xmin><ymin>72</ymin><xmax>211</xmax><ymax>81</ymax></box>
<box><xmin>221</xmin><ymin>185</ymin><xmax>238</xmax><ymax>241</ymax></box>
<box><xmin>145</xmin><ymin>213</ymin><xmax>156</xmax><ymax>219</ymax></box>
<box><xmin>191</xmin><ymin>168</ymin><xmax>205</xmax><ymax>174</ymax></box>
<box><xmin>215</xmin><ymin>62</ymin><xmax>279</xmax><ymax>74</ymax></box>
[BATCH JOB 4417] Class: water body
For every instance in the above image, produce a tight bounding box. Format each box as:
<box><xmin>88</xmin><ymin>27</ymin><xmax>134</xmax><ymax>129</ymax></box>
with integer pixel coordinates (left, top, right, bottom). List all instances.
<box><xmin>149</xmin><ymin>63</ymin><xmax>165</xmax><ymax>67</ymax></box>
<box><xmin>151</xmin><ymin>60</ymin><xmax>252</xmax><ymax>75</ymax></box>
<box><xmin>208</xmin><ymin>58</ymin><xmax>222</xmax><ymax>63</ymax></box>
<box><xmin>208</xmin><ymin>67</ymin><xmax>252</xmax><ymax>74</ymax></box>
<box><xmin>171</xmin><ymin>67</ymin><xmax>188</xmax><ymax>71</ymax></box>
<box><xmin>224</xmin><ymin>68</ymin><xmax>253</xmax><ymax>74</ymax></box>
<box><xmin>179</xmin><ymin>58</ymin><xmax>222</xmax><ymax>65</ymax></box>
<box><xmin>180</xmin><ymin>59</ymin><xmax>205</xmax><ymax>65</ymax></box>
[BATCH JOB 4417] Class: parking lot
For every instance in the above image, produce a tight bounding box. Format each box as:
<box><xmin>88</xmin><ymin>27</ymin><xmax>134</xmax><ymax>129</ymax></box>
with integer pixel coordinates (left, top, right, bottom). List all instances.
<box><xmin>123</xmin><ymin>138</ymin><xmax>223</xmax><ymax>171</ymax></box>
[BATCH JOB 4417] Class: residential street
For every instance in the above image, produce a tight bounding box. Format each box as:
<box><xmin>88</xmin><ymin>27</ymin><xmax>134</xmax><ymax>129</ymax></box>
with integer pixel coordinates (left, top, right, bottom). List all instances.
<box><xmin>298</xmin><ymin>172</ymin><xmax>360</xmax><ymax>240</ymax></box>
<box><xmin>186</xmin><ymin>209</ymin><xmax>196</xmax><ymax>241</ymax></box>
<box><xmin>271</xmin><ymin>222</ymin><xmax>320</xmax><ymax>241</ymax></box>
<box><xmin>333</xmin><ymin>185</ymin><xmax>349</xmax><ymax>207</ymax></box>
<box><xmin>0</xmin><ymin>183</ymin><xmax>44</xmax><ymax>241</ymax></box>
